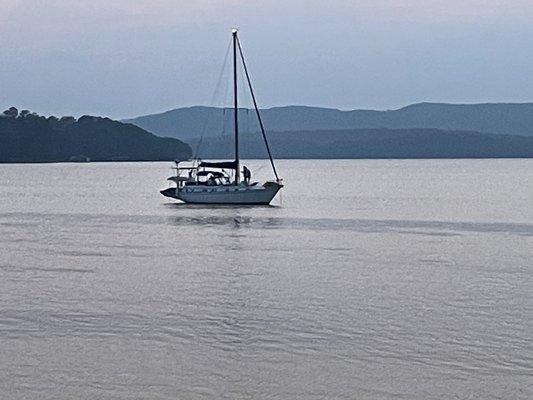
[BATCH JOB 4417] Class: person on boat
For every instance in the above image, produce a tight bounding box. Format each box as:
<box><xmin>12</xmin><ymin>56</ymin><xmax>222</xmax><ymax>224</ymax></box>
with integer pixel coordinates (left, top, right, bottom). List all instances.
<box><xmin>243</xmin><ymin>165</ymin><xmax>251</xmax><ymax>185</ymax></box>
<box><xmin>221</xmin><ymin>169</ymin><xmax>230</xmax><ymax>184</ymax></box>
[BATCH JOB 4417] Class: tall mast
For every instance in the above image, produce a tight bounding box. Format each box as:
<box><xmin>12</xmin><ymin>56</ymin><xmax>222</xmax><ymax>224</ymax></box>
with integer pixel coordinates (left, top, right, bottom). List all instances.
<box><xmin>232</xmin><ymin>29</ymin><xmax>240</xmax><ymax>184</ymax></box>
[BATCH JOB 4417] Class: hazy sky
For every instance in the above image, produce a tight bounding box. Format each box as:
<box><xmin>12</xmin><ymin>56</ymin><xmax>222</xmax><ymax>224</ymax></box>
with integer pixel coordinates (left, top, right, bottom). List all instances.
<box><xmin>1</xmin><ymin>0</ymin><xmax>532</xmax><ymax>119</ymax></box>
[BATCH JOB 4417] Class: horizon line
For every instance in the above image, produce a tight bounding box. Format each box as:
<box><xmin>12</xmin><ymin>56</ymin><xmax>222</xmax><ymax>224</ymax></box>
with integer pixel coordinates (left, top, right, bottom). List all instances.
<box><xmin>121</xmin><ymin>100</ymin><xmax>533</xmax><ymax>121</ymax></box>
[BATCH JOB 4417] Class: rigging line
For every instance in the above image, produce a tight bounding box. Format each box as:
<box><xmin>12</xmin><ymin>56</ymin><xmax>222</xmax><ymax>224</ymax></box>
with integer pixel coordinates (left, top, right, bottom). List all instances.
<box><xmin>210</xmin><ymin>39</ymin><xmax>233</xmax><ymax>106</ymax></box>
<box><xmin>218</xmin><ymin>45</ymin><xmax>233</xmax><ymax>143</ymax></box>
<box><xmin>220</xmin><ymin>41</ymin><xmax>233</xmax><ymax>139</ymax></box>
<box><xmin>193</xmin><ymin>38</ymin><xmax>232</xmax><ymax>161</ymax></box>
<box><xmin>236</xmin><ymin>37</ymin><xmax>280</xmax><ymax>182</ymax></box>
<box><xmin>219</xmin><ymin>74</ymin><xmax>231</xmax><ymax>140</ymax></box>
<box><xmin>237</xmin><ymin>57</ymin><xmax>251</xmax><ymax>135</ymax></box>
<box><xmin>219</xmin><ymin>72</ymin><xmax>231</xmax><ymax>139</ymax></box>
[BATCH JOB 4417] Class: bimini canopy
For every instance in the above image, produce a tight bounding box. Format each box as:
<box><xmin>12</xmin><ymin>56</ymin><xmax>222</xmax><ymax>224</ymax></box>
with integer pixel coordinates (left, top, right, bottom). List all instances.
<box><xmin>196</xmin><ymin>171</ymin><xmax>225</xmax><ymax>178</ymax></box>
<box><xmin>199</xmin><ymin>160</ymin><xmax>238</xmax><ymax>169</ymax></box>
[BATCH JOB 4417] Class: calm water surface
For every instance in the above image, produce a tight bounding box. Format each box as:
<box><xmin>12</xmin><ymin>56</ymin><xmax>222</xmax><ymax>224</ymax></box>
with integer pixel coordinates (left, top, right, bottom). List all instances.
<box><xmin>0</xmin><ymin>159</ymin><xmax>532</xmax><ymax>399</ymax></box>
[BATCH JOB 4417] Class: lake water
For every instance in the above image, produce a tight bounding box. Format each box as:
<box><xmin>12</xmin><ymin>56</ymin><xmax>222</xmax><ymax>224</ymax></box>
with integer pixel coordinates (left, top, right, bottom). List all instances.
<box><xmin>0</xmin><ymin>159</ymin><xmax>532</xmax><ymax>399</ymax></box>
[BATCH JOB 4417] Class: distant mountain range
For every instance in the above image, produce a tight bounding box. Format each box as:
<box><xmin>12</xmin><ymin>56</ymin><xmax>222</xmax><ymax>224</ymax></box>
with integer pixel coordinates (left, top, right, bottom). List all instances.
<box><xmin>124</xmin><ymin>102</ymin><xmax>533</xmax><ymax>139</ymax></box>
<box><xmin>3</xmin><ymin>102</ymin><xmax>532</xmax><ymax>163</ymax></box>
<box><xmin>187</xmin><ymin>128</ymin><xmax>533</xmax><ymax>159</ymax></box>
<box><xmin>0</xmin><ymin>107</ymin><xmax>191</xmax><ymax>163</ymax></box>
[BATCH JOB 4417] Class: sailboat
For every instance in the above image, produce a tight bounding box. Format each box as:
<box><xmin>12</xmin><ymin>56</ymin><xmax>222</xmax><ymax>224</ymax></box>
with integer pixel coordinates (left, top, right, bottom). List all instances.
<box><xmin>160</xmin><ymin>29</ymin><xmax>283</xmax><ymax>205</ymax></box>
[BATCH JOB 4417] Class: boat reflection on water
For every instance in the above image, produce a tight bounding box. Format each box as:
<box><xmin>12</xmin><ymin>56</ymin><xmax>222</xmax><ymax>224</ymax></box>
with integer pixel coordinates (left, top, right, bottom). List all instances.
<box><xmin>167</xmin><ymin>213</ymin><xmax>284</xmax><ymax>230</ymax></box>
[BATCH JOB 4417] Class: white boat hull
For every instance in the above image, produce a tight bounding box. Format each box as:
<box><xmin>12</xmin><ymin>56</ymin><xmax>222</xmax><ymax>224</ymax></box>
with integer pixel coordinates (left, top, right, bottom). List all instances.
<box><xmin>161</xmin><ymin>182</ymin><xmax>282</xmax><ymax>205</ymax></box>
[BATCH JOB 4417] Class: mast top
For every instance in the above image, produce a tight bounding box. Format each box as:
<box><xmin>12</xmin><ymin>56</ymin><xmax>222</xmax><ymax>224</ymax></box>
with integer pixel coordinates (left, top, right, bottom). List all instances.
<box><xmin>232</xmin><ymin>28</ymin><xmax>238</xmax><ymax>34</ymax></box>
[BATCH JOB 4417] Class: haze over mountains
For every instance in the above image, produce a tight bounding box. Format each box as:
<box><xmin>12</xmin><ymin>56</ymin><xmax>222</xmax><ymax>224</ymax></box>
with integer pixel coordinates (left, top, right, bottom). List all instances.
<box><xmin>124</xmin><ymin>102</ymin><xmax>533</xmax><ymax>139</ymax></box>
<box><xmin>123</xmin><ymin>102</ymin><xmax>533</xmax><ymax>159</ymax></box>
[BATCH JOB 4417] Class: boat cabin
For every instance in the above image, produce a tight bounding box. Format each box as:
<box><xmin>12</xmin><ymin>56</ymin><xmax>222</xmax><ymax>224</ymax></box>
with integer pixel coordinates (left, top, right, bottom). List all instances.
<box><xmin>167</xmin><ymin>160</ymin><xmax>250</xmax><ymax>188</ymax></box>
